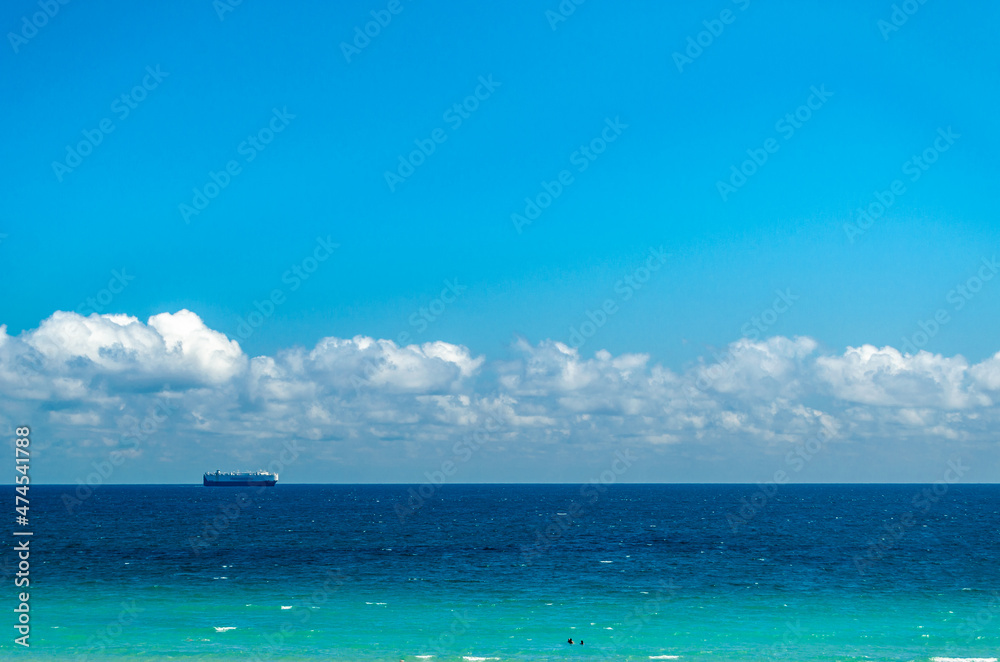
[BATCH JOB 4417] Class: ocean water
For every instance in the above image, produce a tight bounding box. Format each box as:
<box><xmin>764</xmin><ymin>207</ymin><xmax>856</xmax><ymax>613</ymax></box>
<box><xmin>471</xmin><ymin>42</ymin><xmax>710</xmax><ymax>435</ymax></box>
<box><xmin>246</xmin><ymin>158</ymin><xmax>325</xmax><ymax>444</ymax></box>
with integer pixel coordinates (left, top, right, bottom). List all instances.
<box><xmin>5</xmin><ymin>484</ymin><xmax>1000</xmax><ymax>661</ymax></box>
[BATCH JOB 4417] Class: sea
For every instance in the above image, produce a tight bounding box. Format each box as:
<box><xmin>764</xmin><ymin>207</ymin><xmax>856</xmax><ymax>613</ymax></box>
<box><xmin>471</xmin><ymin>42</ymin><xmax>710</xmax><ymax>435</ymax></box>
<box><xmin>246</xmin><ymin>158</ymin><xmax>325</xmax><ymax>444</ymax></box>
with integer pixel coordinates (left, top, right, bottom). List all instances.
<box><xmin>4</xmin><ymin>483</ymin><xmax>999</xmax><ymax>661</ymax></box>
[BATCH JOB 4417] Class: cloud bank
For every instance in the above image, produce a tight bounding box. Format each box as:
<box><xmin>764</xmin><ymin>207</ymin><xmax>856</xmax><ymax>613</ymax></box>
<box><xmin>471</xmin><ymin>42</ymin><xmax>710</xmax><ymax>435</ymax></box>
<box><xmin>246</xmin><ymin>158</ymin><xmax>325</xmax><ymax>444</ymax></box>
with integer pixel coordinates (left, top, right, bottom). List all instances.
<box><xmin>3</xmin><ymin>310</ymin><xmax>1000</xmax><ymax>483</ymax></box>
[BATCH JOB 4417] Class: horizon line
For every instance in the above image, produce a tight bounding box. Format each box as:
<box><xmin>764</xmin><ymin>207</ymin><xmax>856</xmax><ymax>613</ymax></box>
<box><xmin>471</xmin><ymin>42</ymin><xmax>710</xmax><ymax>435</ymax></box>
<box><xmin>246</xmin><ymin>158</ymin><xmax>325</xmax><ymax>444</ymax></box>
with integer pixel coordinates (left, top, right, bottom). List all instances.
<box><xmin>21</xmin><ymin>481</ymin><xmax>1000</xmax><ymax>486</ymax></box>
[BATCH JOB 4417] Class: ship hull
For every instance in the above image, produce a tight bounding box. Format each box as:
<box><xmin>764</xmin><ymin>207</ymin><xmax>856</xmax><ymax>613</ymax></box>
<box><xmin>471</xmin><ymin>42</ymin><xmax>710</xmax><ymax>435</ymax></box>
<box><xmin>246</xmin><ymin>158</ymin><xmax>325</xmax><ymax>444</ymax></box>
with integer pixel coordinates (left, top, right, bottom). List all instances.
<box><xmin>203</xmin><ymin>477</ymin><xmax>276</xmax><ymax>487</ymax></box>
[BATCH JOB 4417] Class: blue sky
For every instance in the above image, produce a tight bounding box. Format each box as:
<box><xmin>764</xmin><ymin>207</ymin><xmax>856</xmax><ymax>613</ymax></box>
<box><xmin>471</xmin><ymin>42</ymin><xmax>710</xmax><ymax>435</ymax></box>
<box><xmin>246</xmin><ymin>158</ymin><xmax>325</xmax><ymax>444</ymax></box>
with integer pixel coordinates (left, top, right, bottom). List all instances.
<box><xmin>2</xmin><ymin>0</ymin><xmax>1000</xmax><ymax>484</ymax></box>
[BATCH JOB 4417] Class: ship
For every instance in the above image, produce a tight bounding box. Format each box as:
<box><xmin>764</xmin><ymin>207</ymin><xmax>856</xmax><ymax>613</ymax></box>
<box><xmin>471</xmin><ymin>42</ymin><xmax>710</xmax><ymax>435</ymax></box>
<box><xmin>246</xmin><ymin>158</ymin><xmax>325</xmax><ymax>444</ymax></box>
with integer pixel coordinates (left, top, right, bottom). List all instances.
<box><xmin>203</xmin><ymin>470</ymin><xmax>278</xmax><ymax>487</ymax></box>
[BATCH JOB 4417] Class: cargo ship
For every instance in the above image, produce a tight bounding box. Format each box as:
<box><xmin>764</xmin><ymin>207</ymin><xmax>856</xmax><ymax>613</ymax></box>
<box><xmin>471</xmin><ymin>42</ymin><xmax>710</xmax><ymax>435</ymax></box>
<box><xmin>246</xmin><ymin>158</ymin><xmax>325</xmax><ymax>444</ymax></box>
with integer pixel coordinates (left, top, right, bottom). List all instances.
<box><xmin>203</xmin><ymin>470</ymin><xmax>278</xmax><ymax>487</ymax></box>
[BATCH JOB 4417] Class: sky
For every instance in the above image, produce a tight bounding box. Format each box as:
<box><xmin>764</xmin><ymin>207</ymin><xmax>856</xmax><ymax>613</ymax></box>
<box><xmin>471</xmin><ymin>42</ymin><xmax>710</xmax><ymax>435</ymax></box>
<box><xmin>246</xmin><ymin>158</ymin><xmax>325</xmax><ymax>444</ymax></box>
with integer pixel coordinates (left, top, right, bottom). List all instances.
<box><xmin>2</xmin><ymin>0</ymin><xmax>999</xmax><ymax>484</ymax></box>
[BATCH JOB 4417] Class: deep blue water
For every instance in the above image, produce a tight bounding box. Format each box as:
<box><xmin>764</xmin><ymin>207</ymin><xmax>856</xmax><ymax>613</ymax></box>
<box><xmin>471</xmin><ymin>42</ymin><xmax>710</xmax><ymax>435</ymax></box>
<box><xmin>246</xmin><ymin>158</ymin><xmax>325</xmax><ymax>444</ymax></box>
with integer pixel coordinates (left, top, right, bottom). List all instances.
<box><xmin>5</xmin><ymin>484</ymin><xmax>1000</xmax><ymax>660</ymax></box>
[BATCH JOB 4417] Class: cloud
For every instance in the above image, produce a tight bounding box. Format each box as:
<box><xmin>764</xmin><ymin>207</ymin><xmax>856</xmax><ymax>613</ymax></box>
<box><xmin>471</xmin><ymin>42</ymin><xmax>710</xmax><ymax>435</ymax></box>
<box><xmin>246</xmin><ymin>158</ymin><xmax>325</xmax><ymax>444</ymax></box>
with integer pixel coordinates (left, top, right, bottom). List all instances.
<box><xmin>969</xmin><ymin>351</ymin><xmax>1000</xmax><ymax>392</ymax></box>
<box><xmin>693</xmin><ymin>335</ymin><xmax>818</xmax><ymax>399</ymax></box>
<box><xmin>1</xmin><ymin>310</ymin><xmax>245</xmax><ymax>398</ymax></box>
<box><xmin>3</xmin><ymin>309</ymin><xmax>1000</xmax><ymax>481</ymax></box>
<box><xmin>300</xmin><ymin>336</ymin><xmax>484</xmax><ymax>393</ymax></box>
<box><xmin>815</xmin><ymin>344</ymin><xmax>990</xmax><ymax>409</ymax></box>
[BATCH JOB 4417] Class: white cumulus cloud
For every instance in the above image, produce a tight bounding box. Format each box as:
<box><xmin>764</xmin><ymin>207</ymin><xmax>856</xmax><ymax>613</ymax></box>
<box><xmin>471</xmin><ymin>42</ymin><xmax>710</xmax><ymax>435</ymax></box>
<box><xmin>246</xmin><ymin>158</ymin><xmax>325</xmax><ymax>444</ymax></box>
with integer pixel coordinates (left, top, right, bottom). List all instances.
<box><xmin>3</xmin><ymin>310</ymin><xmax>1000</xmax><ymax>482</ymax></box>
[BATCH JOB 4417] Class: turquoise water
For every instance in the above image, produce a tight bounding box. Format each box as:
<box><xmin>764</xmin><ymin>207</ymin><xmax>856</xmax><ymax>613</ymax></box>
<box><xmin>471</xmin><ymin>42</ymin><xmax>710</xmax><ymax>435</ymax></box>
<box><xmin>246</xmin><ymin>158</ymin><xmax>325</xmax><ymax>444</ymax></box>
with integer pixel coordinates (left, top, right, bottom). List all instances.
<box><xmin>6</xmin><ymin>485</ymin><xmax>1000</xmax><ymax>660</ymax></box>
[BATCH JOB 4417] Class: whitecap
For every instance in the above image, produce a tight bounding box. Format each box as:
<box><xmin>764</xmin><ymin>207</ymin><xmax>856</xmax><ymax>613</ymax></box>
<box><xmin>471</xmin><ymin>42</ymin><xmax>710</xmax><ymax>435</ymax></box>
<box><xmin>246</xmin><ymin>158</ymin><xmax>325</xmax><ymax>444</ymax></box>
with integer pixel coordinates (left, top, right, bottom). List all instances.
<box><xmin>280</xmin><ymin>606</ymin><xmax>292</xmax><ymax>610</ymax></box>
<box><xmin>415</xmin><ymin>657</ymin><xmax>434</xmax><ymax>659</ymax></box>
<box><xmin>931</xmin><ymin>659</ymin><xmax>997</xmax><ymax>662</ymax></box>
<box><xmin>462</xmin><ymin>658</ymin><xmax>499</xmax><ymax>661</ymax></box>
<box><xmin>648</xmin><ymin>657</ymin><xmax>679</xmax><ymax>660</ymax></box>
<box><xmin>214</xmin><ymin>627</ymin><xmax>236</xmax><ymax>632</ymax></box>
<box><xmin>600</xmin><ymin>560</ymin><xmax>613</xmax><ymax>563</ymax></box>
